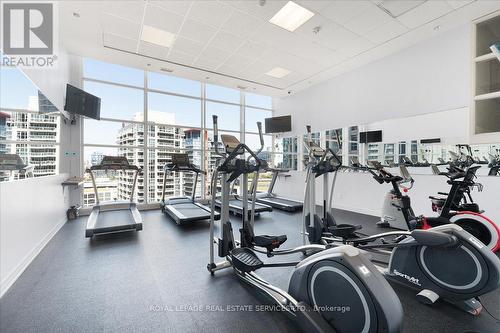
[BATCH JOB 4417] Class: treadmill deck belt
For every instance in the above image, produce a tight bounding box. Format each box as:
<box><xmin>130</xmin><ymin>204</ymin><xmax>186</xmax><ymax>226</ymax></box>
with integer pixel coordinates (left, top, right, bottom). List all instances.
<box><xmin>264</xmin><ymin>197</ymin><xmax>301</xmax><ymax>205</ymax></box>
<box><xmin>169</xmin><ymin>203</ymin><xmax>210</xmax><ymax>218</ymax></box>
<box><xmin>95</xmin><ymin>210</ymin><xmax>135</xmax><ymax>229</ymax></box>
<box><xmin>215</xmin><ymin>199</ymin><xmax>272</xmax><ymax>214</ymax></box>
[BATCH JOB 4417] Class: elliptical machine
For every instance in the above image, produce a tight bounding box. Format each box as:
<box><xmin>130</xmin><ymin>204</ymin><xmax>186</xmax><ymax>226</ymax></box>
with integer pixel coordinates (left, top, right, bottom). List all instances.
<box><xmin>376</xmin><ymin>163</ymin><xmax>500</xmax><ymax>252</ymax></box>
<box><xmin>208</xmin><ymin>116</ymin><xmax>404</xmax><ymax>333</ymax></box>
<box><xmin>302</xmin><ymin>125</ymin><xmax>361</xmax><ymax>244</ymax></box>
<box><xmin>301</xmin><ymin>126</ymin><xmax>500</xmax><ymax>315</ymax></box>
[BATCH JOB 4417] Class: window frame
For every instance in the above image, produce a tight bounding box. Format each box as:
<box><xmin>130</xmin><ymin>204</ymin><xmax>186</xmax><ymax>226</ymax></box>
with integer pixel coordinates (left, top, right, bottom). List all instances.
<box><xmin>0</xmin><ymin>107</ymin><xmax>61</xmax><ymax>180</ymax></box>
<box><xmin>81</xmin><ymin>58</ymin><xmax>275</xmax><ymax>206</ymax></box>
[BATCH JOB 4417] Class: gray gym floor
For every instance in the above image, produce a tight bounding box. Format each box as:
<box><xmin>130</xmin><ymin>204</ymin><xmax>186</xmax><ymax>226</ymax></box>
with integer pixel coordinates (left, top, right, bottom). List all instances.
<box><xmin>1</xmin><ymin>208</ymin><xmax>499</xmax><ymax>333</ymax></box>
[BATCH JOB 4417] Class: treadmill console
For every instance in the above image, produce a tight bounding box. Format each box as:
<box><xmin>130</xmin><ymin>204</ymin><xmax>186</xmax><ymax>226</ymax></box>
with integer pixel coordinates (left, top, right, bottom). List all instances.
<box><xmin>171</xmin><ymin>153</ymin><xmax>190</xmax><ymax>166</ymax></box>
<box><xmin>166</xmin><ymin>154</ymin><xmax>203</xmax><ymax>174</ymax></box>
<box><xmin>90</xmin><ymin>156</ymin><xmax>139</xmax><ymax>171</ymax></box>
<box><xmin>0</xmin><ymin>154</ymin><xmax>27</xmax><ymax>170</ymax></box>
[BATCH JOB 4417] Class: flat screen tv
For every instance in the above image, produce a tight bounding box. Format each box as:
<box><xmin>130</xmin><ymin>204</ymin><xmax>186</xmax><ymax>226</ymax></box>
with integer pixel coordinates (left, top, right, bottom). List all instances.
<box><xmin>265</xmin><ymin>115</ymin><xmax>291</xmax><ymax>133</ymax></box>
<box><xmin>64</xmin><ymin>84</ymin><xmax>101</xmax><ymax>120</ymax></box>
<box><xmin>359</xmin><ymin>130</ymin><xmax>382</xmax><ymax>143</ymax></box>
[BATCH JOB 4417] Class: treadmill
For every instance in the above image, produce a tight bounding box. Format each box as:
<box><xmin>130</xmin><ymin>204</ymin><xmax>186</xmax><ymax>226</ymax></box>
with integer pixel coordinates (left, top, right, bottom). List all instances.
<box><xmin>160</xmin><ymin>153</ymin><xmax>220</xmax><ymax>224</ymax></box>
<box><xmin>214</xmin><ymin>195</ymin><xmax>273</xmax><ymax>217</ymax></box>
<box><xmin>85</xmin><ymin>156</ymin><xmax>143</xmax><ymax>238</ymax></box>
<box><xmin>252</xmin><ymin>167</ymin><xmax>302</xmax><ymax>212</ymax></box>
<box><xmin>0</xmin><ymin>154</ymin><xmax>34</xmax><ymax>180</ymax></box>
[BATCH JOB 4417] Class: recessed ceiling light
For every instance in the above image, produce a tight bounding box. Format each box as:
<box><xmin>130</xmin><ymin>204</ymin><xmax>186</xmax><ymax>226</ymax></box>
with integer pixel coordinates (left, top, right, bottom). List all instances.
<box><xmin>269</xmin><ymin>1</ymin><xmax>314</xmax><ymax>32</ymax></box>
<box><xmin>434</xmin><ymin>25</ymin><xmax>441</xmax><ymax>31</ymax></box>
<box><xmin>265</xmin><ymin>67</ymin><xmax>291</xmax><ymax>78</ymax></box>
<box><xmin>141</xmin><ymin>25</ymin><xmax>176</xmax><ymax>48</ymax></box>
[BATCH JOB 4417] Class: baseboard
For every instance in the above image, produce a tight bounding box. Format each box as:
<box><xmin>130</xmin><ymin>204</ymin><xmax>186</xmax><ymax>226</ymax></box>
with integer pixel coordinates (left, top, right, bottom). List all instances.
<box><xmin>331</xmin><ymin>204</ymin><xmax>379</xmax><ymax>218</ymax></box>
<box><xmin>0</xmin><ymin>217</ymin><xmax>67</xmax><ymax>298</ymax></box>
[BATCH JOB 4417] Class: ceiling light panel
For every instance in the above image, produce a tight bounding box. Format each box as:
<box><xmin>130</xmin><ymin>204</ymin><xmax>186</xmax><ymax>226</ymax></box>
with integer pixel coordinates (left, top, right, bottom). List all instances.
<box><xmin>269</xmin><ymin>1</ymin><xmax>315</xmax><ymax>32</ymax></box>
<box><xmin>265</xmin><ymin>67</ymin><xmax>291</xmax><ymax>78</ymax></box>
<box><xmin>141</xmin><ymin>25</ymin><xmax>176</xmax><ymax>48</ymax></box>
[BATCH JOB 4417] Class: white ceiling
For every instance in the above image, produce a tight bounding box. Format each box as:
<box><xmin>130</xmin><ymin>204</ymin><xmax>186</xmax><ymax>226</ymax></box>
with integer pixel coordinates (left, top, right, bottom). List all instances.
<box><xmin>59</xmin><ymin>0</ymin><xmax>500</xmax><ymax>97</ymax></box>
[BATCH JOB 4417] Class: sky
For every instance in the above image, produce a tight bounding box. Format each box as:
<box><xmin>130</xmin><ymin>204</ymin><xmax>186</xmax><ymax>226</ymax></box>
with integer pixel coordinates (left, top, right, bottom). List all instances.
<box><xmin>0</xmin><ymin>58</ymin><xmax>275</xmax><ymax>164</ymax></box>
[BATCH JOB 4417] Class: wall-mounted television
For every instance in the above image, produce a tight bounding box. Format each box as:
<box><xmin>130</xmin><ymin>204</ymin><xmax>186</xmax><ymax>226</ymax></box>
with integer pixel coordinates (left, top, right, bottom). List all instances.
<box><xmin>420</xmin><ymin>138</ymin><xmax>441</xmax><ymax>144</ymax></box>
<box><xmin>265</xmin><ymin>115</ymin><xmax>291</xmax><ymax>133</ymax></box>
<box><xmin>359</xmin><ymin>130</ymin><xmax>382</xmax><ymax>143</ymax></box>
<box><xmin>64</xmin><ymin>84</ymin><xmax>101</xmax><ymax>120</ymax></box>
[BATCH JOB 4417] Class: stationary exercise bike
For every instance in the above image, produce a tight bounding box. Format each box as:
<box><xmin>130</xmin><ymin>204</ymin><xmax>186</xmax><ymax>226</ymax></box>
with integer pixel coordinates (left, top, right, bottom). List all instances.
<box><xmin>207</xmin><ymin>116</ymin><xmax>404</xmax><ymax>333</ymax></box>
<box><xmin>301</xmin><ymin>126</ymin><xmax>500</xmax><ymax>315</ymax></box>
<box><xmin>376</xmin><ymin>163</ymin><xmax>500</xmax><ymax>252</ymax></box>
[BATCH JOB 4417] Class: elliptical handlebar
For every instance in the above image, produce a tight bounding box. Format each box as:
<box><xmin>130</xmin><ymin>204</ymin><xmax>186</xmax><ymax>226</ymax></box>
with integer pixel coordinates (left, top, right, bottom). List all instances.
<box><xmin>212</xmin><ymin>115</ymin><xmax>224</xmax><ymax>156</ymax></box>
<box><xmin>248</xmin><ymin>121</ymin><xmax>265</xmax><ymax>164</ymax></box>
<box><xmin>257</xmin><ymin>121</ymin><xmax>264</xmax><ymax>149</ymax></box>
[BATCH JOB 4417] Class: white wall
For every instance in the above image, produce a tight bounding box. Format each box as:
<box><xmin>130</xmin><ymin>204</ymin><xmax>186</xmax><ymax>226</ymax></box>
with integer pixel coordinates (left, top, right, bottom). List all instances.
<box><xmin>275</xmin><ymin>25</ymin><xmax>471</xmax><ymax>135</ymax></box>
<box><xmin>274</xmin><ymin>170</ymin><xmax>500</xmax><ymax>226</ymax></box>
<box><xmin>364</xmin><ymin>107</ymin><xmax>469</xmax><ymax>144</ymax></box>
<box><xmin>22</xmin><ymin>50</ymin><xmax>83</xmax><ymax>204</ymax></box>
<box><xmin>21</xmin><ymin>48</ymin><xmax>71</xmax><ymax>113</ymax></box>
<box><xmin>0</xmin><ymin>174</ymin><xmax>69</xmax><ymax>297</ymax></box>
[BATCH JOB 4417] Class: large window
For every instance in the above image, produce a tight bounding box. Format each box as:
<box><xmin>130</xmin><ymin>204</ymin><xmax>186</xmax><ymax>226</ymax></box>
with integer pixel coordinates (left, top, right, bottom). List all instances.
<box><xmin>149</xmin><ymin>92</ymin><xmax>201</xmax><ymax>127</ymax></box>
<box><xmin>84</xmin><ymin>81</ymin><xmax>144</xmax><ymax>120</ymax></box>
<box><xmin>0</xmin><ymin>66</ymin><xmax>60</xmax><ymax>182</ymax></box>
<box><xmin>206</xmin><ymin>84</ymin><xmax>240</xmax><ymax>104</ymax></box>
<box><xmin>148</xmin><ymin>72</ymin><xmax>200</xmax><ymax>97</ymax></box>
<box><xmin>206</xmin><ymin>101</ymin><xmax>240</xmax><ymax>131</ymax></box>
<box><xmin>83</xmin><ymin>58</ymin><xmax>144</xmax><ymax>87</ymax></box>
<box><xmin>82</xmin><ymin>58</ymin><xmax>275</xmax><ymax>205</ymax></box>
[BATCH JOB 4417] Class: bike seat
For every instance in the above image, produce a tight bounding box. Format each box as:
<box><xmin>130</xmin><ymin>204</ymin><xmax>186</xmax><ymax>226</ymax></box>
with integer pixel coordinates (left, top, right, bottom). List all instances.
<box><xmin>253</xmin><ymin>235</ymin><xmax>287</xmax><ymax>251</ymax></box>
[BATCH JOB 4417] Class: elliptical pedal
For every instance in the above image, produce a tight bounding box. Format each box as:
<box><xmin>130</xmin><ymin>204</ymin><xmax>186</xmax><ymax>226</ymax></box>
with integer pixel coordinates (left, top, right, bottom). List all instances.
<box><xmin>231</xmin><ymin>248</ymin><xmax>263</xmax><ymax>273</ymax></box>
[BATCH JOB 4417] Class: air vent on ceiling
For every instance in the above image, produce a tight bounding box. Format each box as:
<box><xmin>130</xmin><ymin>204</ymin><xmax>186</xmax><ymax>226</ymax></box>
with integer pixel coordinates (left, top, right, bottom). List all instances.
<box><xmin>160</xmin><ymin>67</ymin><xmax>173</xmax><ymax>73</ymax></box>
<box><xmin>376</xmin><ymin>0</ymin><xmax>427</xmax><ymax>18</ymax></box>
<box><xmin>237</xmin><ymin>85</ymin><xmax>247</xmax><ymax>90</ymax></box>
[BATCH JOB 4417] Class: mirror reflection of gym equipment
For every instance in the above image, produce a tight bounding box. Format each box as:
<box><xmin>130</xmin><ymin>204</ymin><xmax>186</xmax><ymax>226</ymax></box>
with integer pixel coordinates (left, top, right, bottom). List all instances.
<box><xmin>1</xmin><ymin>2</ymin><xmax>500</xmax><ymax>333</ymax></box>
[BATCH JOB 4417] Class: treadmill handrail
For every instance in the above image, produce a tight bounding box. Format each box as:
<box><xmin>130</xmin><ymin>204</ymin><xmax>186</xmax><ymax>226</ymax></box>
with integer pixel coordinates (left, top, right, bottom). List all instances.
<box><xmin>87</xmin><ymin>156</ymin><xmax>139</xmax><ymax>171</ymax></box>
<box><xmin>161</xmin><ymin>158</ymin><xmax>203</xmax><ymax>203</ymax></box>
<box><xmin>86</xmin><ymin>156</ymin><xmax>141</xmax><ymax>205</ymax></box>
<box><xmin>163</xmin><ymin>163</ymin><xmax>205</xmax><ymax>175</ymax></box>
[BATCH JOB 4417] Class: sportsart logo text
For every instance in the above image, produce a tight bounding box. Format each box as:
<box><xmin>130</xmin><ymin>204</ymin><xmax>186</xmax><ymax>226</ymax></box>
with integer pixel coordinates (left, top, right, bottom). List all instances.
<box><xmin>393</xmin><ymin>269</ymin><xmax>421</xmax><ymax>286</ymax></box>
